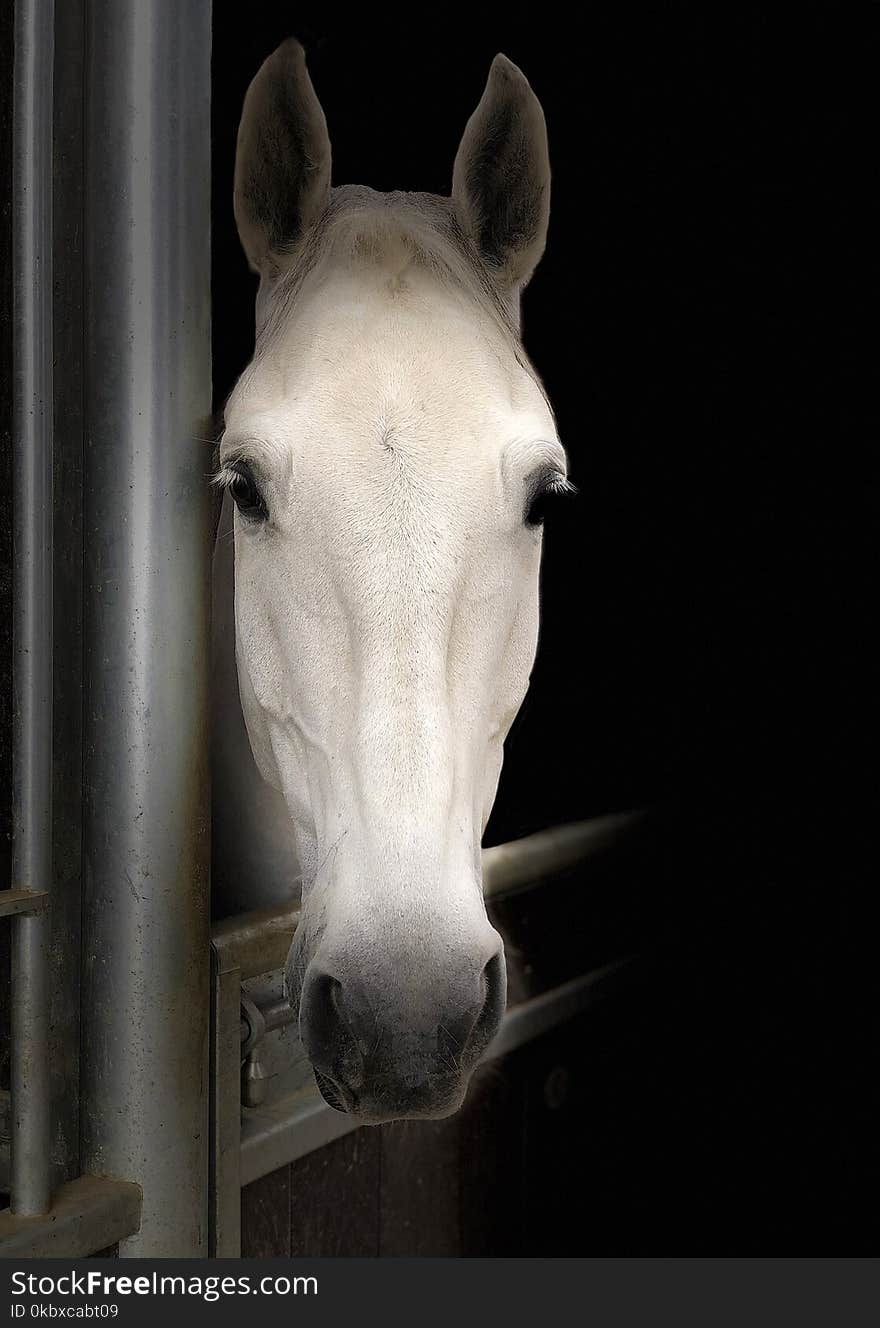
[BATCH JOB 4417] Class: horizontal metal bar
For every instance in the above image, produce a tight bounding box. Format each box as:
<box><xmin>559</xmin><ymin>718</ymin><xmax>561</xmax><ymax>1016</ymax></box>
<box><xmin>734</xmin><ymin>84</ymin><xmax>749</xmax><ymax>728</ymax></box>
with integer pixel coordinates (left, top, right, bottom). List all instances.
<box><xmin>0</xmin><ymin>1176</ymin><xmax>142</xmax><ymax>1258</ymax></box>
<box><xmin>239</xmin><ymin>960</ymin><xmax>630</xmax><ymax>1185</ymax></box>
<box><xmin>0</xmin><ymin>890</ymin><xmax>49</xmax><ymax>919</ymax></box>
<box><xmin>242</xmin><ymin>995</ymin><xmax>293</xmax><ymax>1045</ymax></box>
<box><xmin>212</xmin><ymin>903</ymin><xmax>300</xmax><ymax>983</ymax></box>
<box><xmin>241</xmin><ymin>1086</ymin><xmax>360</xmax><ymax>1182</ymax></box>
<box><xmin>483</xmin><ymin>811</ymin><xmax>644</xmax><ymax>899</ymax></box>
<box><xmin>212</xmin><ymin>813</ymin><xmax>643</xmax><ymax>981</ymax></box>
<box><xmin>261</xmin><ymin>997</ymin><xmax>294</xmax><ymax>1035</ymax></box>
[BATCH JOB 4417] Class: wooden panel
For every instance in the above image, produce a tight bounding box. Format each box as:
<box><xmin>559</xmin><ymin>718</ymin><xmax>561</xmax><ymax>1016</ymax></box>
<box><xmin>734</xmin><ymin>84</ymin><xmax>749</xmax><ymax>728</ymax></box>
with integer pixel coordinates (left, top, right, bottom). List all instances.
<box><xmin>378</xmin><ymin>1118</ymin><xmax>460</xmax><ymax>1256</ymax></box>
<box><xmin>458</xmin><ymin>1058</ymin><xmax>528</xmax><ymax>1255</ymax></box>
<box><xmin>239</xmin><ymin>1001</ymin><xmax>675</xmax><ymax>1257</ymax></box>
<box><xmin>241</xmin><ymin>1165</ymin><xmax>290</xmax><ymax>1258</ymax></box>
<box><xmin>520</xmin><ymin>963</ymin><xmax>703</xmax><ymax>1256</ymax></box>
<box><xmin>521</xmin><ymin>1016</ymin><xmax>594</xmax><ymax>1257</ymax></box>
<box><xmin>289</xmin><ymin>1127</ymin><xmax>380</xmax><ymax>1256</ymax></box>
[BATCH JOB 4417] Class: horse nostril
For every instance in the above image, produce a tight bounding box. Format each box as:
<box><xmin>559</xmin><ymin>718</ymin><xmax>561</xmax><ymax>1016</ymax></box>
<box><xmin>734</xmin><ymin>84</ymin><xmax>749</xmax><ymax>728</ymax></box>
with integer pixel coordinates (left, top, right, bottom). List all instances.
<box><xmin>313</xmin><ymin>1068</ymin><xmax>350</xmax><ymax>1114</ymax></box>
<box><xmin>472</xmin><ymin>948</ymin><xmax>507</xmax><ymax>1050</ymax></box>
<box><xmin>302</xmin><ymin>968</ymin><xmax>336</xmax><ymax>1034</ymax></box>
<box><xmin>441</xmin><ymin>948</ymin><xmax>508</xmax><ymax>1061</ymax></box>
<box><xmin>300</xmin><ymin>964</ymin><xmax>358</xmax><ymax>1064</ymax></box>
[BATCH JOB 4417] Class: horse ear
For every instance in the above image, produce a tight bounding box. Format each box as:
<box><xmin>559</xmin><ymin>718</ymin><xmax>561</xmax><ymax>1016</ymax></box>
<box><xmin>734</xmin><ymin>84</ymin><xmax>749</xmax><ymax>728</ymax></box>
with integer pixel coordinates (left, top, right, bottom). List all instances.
<box><xmin>452</xmin><ymin>54</ymin><xmax>550</xmax><ymax>292</ymax></box>
<box><xmin>234</xmin><ymin>39</ymin><xmax>332</xmax><ymax>275</ymax></box>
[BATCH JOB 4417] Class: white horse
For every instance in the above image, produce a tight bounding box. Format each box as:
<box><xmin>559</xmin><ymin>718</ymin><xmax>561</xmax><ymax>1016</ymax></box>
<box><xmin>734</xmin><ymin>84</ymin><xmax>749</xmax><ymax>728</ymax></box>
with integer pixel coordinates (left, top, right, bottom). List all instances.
<box><xmin>211</xmin><ymin>39</ymin><xmax>570</xmax><ymax>1122</ymax></box>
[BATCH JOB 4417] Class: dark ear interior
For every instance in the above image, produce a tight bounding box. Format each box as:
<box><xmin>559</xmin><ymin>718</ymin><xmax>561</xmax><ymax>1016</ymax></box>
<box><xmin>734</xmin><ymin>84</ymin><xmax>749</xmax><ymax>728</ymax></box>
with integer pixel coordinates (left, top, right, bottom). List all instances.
<box><xmin>234</xmin><ymin>38</ymin><xmax>332</xmax><ymax>274</ymax></box>
<box><xmin>452</xmin><ymin>54</ymin><xmax>551</xmax><ymax>291</ymax></box>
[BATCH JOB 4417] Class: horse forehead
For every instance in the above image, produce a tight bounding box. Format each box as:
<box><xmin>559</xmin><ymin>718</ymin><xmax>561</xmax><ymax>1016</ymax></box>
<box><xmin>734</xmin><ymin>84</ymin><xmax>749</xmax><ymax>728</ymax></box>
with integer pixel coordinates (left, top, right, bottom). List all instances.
<box><xmin>236</xmin><ymin>366</ymin><xmax>518</xmax><ymax>489</ymax></box>
<box><xmin>237</xmin><ymin>267</ymin><xmax>535</xmax><ymax>435</ymax></box>
<box><xmin>296</xmin><ymin>390</ymin><xmax>509</xmax><ymax>476</ymax></box>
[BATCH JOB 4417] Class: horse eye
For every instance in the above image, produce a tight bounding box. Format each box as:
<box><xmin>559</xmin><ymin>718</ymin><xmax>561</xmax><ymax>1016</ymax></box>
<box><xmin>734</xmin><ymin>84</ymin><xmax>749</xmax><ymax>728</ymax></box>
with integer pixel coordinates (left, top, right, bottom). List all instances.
<box><xmin>525</xmin><ymin>473</ymin><xmax>575</xmax><ymax>528</ymax></box>
<box><xmin>226</xmin><ymin>463</ymin><xmax>268</xmax><ymax>522</ymax></box>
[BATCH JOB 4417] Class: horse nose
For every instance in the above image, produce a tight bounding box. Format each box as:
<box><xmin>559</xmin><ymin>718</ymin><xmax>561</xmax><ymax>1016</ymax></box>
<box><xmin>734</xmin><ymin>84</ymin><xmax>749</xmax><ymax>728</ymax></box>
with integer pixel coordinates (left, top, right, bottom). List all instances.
<box><xmin>298</xmin><ymin>943</ymin><xmax>506</xmax><ymax>1118</ymax></box>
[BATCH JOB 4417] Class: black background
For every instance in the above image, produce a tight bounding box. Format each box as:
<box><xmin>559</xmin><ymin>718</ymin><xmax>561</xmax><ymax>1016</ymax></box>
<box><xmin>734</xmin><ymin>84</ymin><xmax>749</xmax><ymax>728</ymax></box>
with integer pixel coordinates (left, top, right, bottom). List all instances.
<box><xmin>210</xmin><ymin>6</ymin><xmax>870</xmax><ymax>1251</ymax></box>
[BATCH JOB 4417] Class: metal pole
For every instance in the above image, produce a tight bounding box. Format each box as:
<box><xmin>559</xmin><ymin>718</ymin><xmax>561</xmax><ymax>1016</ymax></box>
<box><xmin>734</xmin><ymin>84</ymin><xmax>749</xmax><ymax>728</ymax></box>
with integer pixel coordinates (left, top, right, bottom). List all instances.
<box><xmin>10</xmin><ymin>0</ymin><xmax>55</xmax><ymax>1217</ymax></box>
<box><xmin>81</xmin><ymin>0</ymin><xmax>213</xmax><ymax>1256</ymax></box>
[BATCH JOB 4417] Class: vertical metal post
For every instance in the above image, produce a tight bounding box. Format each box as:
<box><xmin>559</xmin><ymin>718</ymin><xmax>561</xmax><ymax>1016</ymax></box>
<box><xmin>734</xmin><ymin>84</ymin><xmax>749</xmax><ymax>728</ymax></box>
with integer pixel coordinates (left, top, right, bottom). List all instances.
<box><xmin>10</xmin><ymin>0</ymin><xmax>55</xmax><ymax>1217</ymax></box>
<box><xmin>81</xmin><ymin>0</ymin><xmax>213</xmax><ymax>1256</ymax></box>
<box><xmin>47</xmin><ymin>0</ymin><xmax>87</xmax><ymax>1187</ymax></box>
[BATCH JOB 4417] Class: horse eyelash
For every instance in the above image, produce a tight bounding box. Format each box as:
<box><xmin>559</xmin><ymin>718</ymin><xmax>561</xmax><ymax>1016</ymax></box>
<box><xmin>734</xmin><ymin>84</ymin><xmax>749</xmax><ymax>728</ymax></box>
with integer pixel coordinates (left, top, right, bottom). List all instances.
<box><xmin>211</xmin><ymin>460</ymin><xmax>263</xmax><ymax>495</ymax></box>
<box><xmin>545</xmin><ymin>475</ymin><xmax>577</xmax><ymax>497</ymax></box>
<box><xmin>531</xmin><ymin>472</ymin><xmax>577</xmax><ymax>502</ymax></box>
